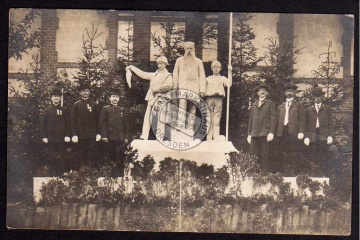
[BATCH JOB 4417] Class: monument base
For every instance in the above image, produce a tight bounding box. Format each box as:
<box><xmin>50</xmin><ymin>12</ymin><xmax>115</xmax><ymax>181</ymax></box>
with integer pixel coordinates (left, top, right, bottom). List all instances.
<box><xmin>130</xmin><ymin>139</ymin><xmax>238</xmax><ymax>169</ymax></box>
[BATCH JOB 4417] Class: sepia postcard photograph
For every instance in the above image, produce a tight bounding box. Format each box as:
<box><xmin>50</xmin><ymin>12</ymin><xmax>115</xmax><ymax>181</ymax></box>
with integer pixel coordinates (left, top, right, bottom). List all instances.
<box><xmin>6</xmin><ymin>5</ymin><xmax>357</xmax><ymax>237</ymax></box>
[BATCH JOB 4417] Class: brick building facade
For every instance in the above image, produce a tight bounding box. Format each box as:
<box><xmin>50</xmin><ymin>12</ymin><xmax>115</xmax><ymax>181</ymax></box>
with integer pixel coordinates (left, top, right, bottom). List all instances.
<box><xmin>8</xmin><ymin>9</ymin><xmax>354</xmax><ymax>146</ymax></box>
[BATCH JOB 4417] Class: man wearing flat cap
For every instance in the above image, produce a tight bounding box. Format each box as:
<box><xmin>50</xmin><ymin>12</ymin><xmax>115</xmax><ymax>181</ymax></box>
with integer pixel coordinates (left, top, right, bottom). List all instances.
<box><xmin>126</xmin><ymin>56</ymin><xmax>173</xmax><ymax>140</ymax></box>
<box><xmin>276</xmin><ymin>82</ymin><xmax>305</xmax><ymax>176</ymax></box>
<box><xmin>41</xmin><ymin>88</ymin><xmax>71</xmax><ymax>175</ymax></box>
<box><xmin>100</xmin><ymin>88</ymin><xmax>129</xmax><ymax>176</ymax></box>
<box><xmin>71</xmin><ymin>83</ymin><xmax>101</xmax><ymax>168</ymax></box>
<box><xmin>172</xmin><ymin>41</ymin><xmax>206</xmax><ymax>131</ymax></box>
<box><xmin>247</xmin><ymin>82</ymin><xmax>276</xmax><ymax>173</ymax></box>
<box><xmin>303</xmin><ymin>85</ymin><xmax>334</xmax><ymax>176</ymax></box>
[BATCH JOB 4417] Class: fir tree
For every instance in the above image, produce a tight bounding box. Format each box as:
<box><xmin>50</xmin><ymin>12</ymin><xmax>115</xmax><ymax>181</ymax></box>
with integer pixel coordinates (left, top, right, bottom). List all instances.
<box><xmin>116</xmin><ymin>20</ymin><xmax>147</xmax><ymax>108</ymax></box>
<box><xmin>229</xmin><ymin>13</ymin><xmax>262</xmax><ymax>146</ymax></box>
<box><xmin>74</xmin><ymin>25</ymin><xmax>114</xmax><ymax>108</ymax></box>
<box><xmin>259</xmin><ymin>36</ymin><xmax>304</xmax><ymax>105</ymax></box>
<box><xmin>9</xmin><ymin>9</ymin><xmax>42</xmax><ymax>60</ymax></box>
<box><xmin>151</xmin><ymin>21</ymin><xmax>185</xmax><ymax>71</ymax></box>
<box><xmin>310</xmin><ymin>41</ymin><xmax>345</xmax><ymax>108</ymax></box>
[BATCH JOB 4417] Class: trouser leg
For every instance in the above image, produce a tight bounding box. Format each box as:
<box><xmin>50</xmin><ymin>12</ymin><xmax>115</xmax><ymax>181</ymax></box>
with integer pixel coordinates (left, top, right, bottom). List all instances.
<box><xmin>250</xmin><ymin>137</ymin><xmax>261</xmax><ymax>169</ymax></box>
<box><xmin>213</xmin><ymin>97</ymin><xmax>223</xmax><ymax>140</ymax></box>
<box><xmin>178</xmin><ymin>98</ymin><xmax>187</xmax><ymax>130</ymax></box>
<box><xmin>250</xmin><ymin>137</ymin><xmax>269</xmax><ymax>172</ymax></box>
<box><xmin>47</xmin><ymin>142</ymin><xmax>66</xmax><ymax>176</ymax></box>
<box><xmin>78</xmin><ymin>138</ymin><xmax>96</xmax><ymax>168</ymax></box>
<box><xmin>87</xmin><ymin>139</ymin><xmax>95</xmax><ymax>168</ymax></box>
<box><xmin>205</xmin><ymin>97</ymin><xmax>214</xmax><ymax>140</ymax></box>
<box><xmin>140</xmin><ymin>103</ymin><xmax>152</xmax><ymax>140</ymax></box>
<box><xmin>260</xmin><ymin>137</ymin><xmax>269</xmax><ymax>173</ymax></box>
<box><xmin>187</xmin><ymin>101</ymin><xmax>197</xmax><ymax>131</ymax></box>
<box><xmin>103</xmin><ymin>140</ymin><xmax>117</xmax><ymax>164</ymax></box>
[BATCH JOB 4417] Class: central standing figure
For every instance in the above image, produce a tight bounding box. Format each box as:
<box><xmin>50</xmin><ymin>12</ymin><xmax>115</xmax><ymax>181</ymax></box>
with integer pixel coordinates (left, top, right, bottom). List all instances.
<box><xmin>173</xmin><ymin>41</ymin><xmax>206</xmax><ymax>131</ymax></box>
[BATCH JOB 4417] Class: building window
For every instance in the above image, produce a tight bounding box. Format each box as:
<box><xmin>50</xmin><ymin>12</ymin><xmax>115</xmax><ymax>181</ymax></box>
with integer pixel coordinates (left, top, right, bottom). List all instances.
<box><xmin>202</xmin><ymin>22</ymin><xmax>218</xmax><ymax>62</ymax></box>
<box><xmin>150</xmin><ymin>21</ymin><xmax>185</xmax><ymax>62</ymax></box>
<box><xmin>117</xmin><ymin>20</ymin><xmax>134</xmax><ymax>62</ymax></box>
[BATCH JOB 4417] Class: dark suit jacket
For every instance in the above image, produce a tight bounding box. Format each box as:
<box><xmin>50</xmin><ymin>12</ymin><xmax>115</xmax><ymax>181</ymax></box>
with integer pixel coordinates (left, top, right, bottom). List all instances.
<box><xmin>276</xmin><ymin>100</ymin><xmax>305</xmax><ymax>137</ymax></box>
<box><xmin>100</xmin><ymin>105</ymin><xmax>130</xmax><ymax>141</ymax></box>
<box><xmin>41</xmin><ymin>105</ymin><xmax>70</xmax><ymax>142</ymax></box>
<box><xmin>71</xmin><ymin>99</ymin><xmax>100</xmax><ymax>139</ymax></box>
<box><xmin>305</xmin><ymin>103</ymin><xmax>334</xmax><ymax>142</ymax></box>
<box><xmin>248</xmin><ymin>98</ymin><xmax>276</xmax><ymax>137</ymax></box>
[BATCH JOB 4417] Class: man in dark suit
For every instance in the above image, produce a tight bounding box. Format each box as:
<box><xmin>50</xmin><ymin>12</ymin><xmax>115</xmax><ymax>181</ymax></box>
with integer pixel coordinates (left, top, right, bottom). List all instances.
<box><xmin>276</xmin><ymin>82</ymin><xmax>305</xmax><ymax>176</ymax></box>
<box><xmin>41</xmin><ymin>88</ymin><xmax>71</xmax><ymax>175</ymax></box>
<box><xmin>304</xmin><ymin>86</ymin><xmax>335</xmax><ymax>176</ymax></box>
<box><xmin>100</xmin><ymin>89</ymin><xmax>130</xmax><ymax>177</ymax></box>
<box><xmin>247</xmin><ymin>82</ymin><xmax>276</xmax><ymax>173</ymax></box>
<box><xmin>71</xmin><ymin>83</ymin><xmax>101</xmax><ymax>168</ymax></box>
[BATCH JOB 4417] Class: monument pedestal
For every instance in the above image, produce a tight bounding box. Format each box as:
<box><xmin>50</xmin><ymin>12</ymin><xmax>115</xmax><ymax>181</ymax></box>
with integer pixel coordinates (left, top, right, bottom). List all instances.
<box><xmin>130</xmin><ymin>139</ymin><xmax>238</xmax><ymax>169</ymax></box>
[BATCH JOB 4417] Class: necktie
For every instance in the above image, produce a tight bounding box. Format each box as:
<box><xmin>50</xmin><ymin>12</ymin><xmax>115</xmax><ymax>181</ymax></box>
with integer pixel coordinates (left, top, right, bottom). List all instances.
<box><xmin>259</xmin><ymin>99</ymin><xmax>264</xmax><ymax>107</ymax></box>
<box><xmin>284</xmin><ymin>101</ymin><xmax>291</xmax><ymax>125</ymax></box>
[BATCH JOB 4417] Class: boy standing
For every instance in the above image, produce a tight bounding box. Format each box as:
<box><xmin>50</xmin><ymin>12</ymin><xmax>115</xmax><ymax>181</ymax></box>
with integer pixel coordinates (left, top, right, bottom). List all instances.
<box><xmin>276</xmin><ymin>82</ymin><xmax>305</xmax><ymax>175</ymax></box>
<box><xmin>304</xmin><ymin>86</ymin><xmax>334</xmax><ymax>176</ymax></box>
<box><xmin>247</xmin><ymin>82</ymin><xmax>276</xmax><ymax>173</ymax></box>
<box><xmin>100</xmin><ymin>89</ymin><xmax>129</xmax><ymax>177</ymax></box>
<box><xmin>71</xmin><ymin>83</ymin><xmax>101</xmax><ymax>168</ymax></box>
<box><xmin>204</xmin><ymin>60</ymin><xmax>232</xmax><ymax>140</ymax></box>
<box><xmin>41</xmin><ymin>88</ymin><xmax>71</xmax><ymax>175</ymax></box>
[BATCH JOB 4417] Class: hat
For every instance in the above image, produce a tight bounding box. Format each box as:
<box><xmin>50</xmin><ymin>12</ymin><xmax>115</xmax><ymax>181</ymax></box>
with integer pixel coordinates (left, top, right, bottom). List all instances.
<box><xmin>156</xmin><ymin>56</ymin><xmax>169</xmax><ymax>65</ymax></box>
<box><xmin>78</xmin><ymin>82</ymin><xmax>90</xmax><ymax>91</ymax></box>
<box><xmin>257</xmin><ymin>82</ymin><xmax>269</xmax><ymax>91</ymax></box>
<box><xmin>184</xmin><ymin>41</ymin><xmax>195</xmax><ymax>48</ymax></box>
<box><xmin>108</xmin><ymin>88</ymin><xmax>120</xmax><ymax>96</ymax></box>
<box><xmin>312</xmin><ymin>86</ymin><xmax>324</xmax><ymax>97</ymax></box>
<box><xmin>283</xmin><ymin>82</ymin><xmax>297</xmax><ymax>91</ymax></box>
<box><xmin>51</xmin><ymin>88</ymin><xmax>62</xmax><ymax>96</ymax></box>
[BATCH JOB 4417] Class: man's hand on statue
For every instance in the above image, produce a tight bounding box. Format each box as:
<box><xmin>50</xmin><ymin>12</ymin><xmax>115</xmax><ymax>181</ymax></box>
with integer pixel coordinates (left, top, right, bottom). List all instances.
<box><xmin>199</xmin><ymin>92</ymin><xmax>205</xmax><ymax>98</ymax></box>
<box><xmin>102</xmin><ymin>138</ymin><xmax>108</xmax><ymax>143</ymax></box>
<box><xmin>304</xmin><ymin>138</ymin><xmax>310</xmax><ymax>146</ymax></box>
<box><xmin>72</xmin><ymin>136</ymin><xmax>78</xmax><ymax>143</ymax></box>
<box><xmin>298</xmin><ymin>133</ymin><xmax>304</xmax><ymax>140</ymax></box>
<box><xmin>267</xmin><ymin>133</ymin><xmax>274</xmax><ymax>142</ymax></box>
<box><xmin>124</xmin><ymin>139</ymin><xmax>129</xmax><ymax>144</ymax></box>
<box><xmin>96</xmin><ymin>134</ymin><xmax>102</xmax><ymax>142</ymax></box>
<box><xmin>247</xmin><ymin>135</ymin><xmax>251</xmax><ymax>144</ymax></box>
<box><xmin>42</xmin><ymin>138</ymin><xmax>48</xmax><ymax>143</ymax></box>
<box><xmin>327</xmin><ymin>136</ymin><xmax>333</xmax><ymax>145</ymax></box>
<box><xmin>64</xmin><ymin>136</ymin><xmax>70</xmax><ymax>142</ymax></box>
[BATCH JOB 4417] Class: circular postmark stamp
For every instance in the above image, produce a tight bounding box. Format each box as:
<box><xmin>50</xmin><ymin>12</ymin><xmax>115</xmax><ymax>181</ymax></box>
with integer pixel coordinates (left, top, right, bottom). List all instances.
<box><xmin>150</xmin><ymin>89</ymin><xmax>211</xmax><ymax>150</ymax></box>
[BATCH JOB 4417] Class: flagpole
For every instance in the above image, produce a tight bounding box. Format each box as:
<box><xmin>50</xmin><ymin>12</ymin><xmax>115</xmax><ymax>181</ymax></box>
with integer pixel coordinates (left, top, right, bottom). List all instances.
<box><xmin>226</xmin><ymin>12</ymin><xmax>233</xmax><ymax>142</ymax></box>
